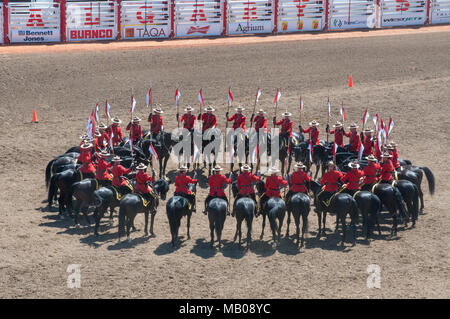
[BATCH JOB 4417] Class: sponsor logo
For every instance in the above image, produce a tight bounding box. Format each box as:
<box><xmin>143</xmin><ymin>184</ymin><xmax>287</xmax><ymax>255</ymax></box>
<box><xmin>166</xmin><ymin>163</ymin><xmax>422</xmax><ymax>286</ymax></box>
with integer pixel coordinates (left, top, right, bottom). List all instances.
<box><xmin>14</xmin><ymin>30</ymin><xmax>57</xmax><ymax>42</ymax></box>
<box><xmin>186</xmin><ymin>25</ymin><xmax>210</xmax><ymax>35</ymax></box>
<box><xmin>333</xmin><ymin>18</ymin><xmax>366</xmax><ymax>28</ymax></box>
<box><xmin>281</xmin><ymin>21</ymin><xmax>288</xmax><ymax>31</ymax></box>
<box><xmin>70</xmin><ymin>29</ymin><xmax>114</xmax><ymax>40</ymax></box>
<box><xmin>383</xmin><ymin>16</ymin><xmax>423</xmax><ymax>23</ymax></box>
<box><xmin>312</xmin><ymin>19</ymin><xmax>319</xmax><ymax>30</ymax></box>
<box><xmin>235</xmin><ymin>23</ymin><xmax>265</xmax><ymax>33</ymax></box>
<box><xmin>297</xmin><ymin>20</ymin><xmax>303</xmax><ymax>31</ymax></box>
<box><xmin>125</xmin><ymin>27</ymin><xmax>167</xmax><ymax>38</ymax></box>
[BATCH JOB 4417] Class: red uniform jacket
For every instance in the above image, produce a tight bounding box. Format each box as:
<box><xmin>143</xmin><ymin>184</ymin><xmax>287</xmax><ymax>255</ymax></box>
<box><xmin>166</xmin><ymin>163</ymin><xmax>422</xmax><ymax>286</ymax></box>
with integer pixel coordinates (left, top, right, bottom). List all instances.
<box><xmin>330</xmin><ymin>128</ymin><xmax>345</xmax><ymax>147</ymax></box>
<box><xmin>180</xmin><ymin>113</ymin><xmax>196</xmax><ymax>130</ymax></box>
<box><xmin>108</xmin><ymin>124</ymin><xmax>123</xmax><ymax>146</ymax></box>
<box><xmin>341</xmin><ymin>168</ymin><xmax>364</xmax><ymax>190</ymax></box>
<box><xmin>237</xmin><ymin>172</ymin><xmax>260</xmax><ymax>195</ymax></box>
<box><xmin>175</xmin><ymin>174</ymin><xmax>197</xmax><ymax>194</ymax></box>
<box><xmin>111</xmin><ymin>164</ymin><xmax>131</xmax><ymax>187</ymax></box>
<box><xmin>208</xmin><ymin>174</ymin><xmax>231</xmax><ymax>197</ymax></box>
<box><xmin>380</xmin><ymin>160</ymin><xmax>394</xmax><ymax>181</ymax></box>
<box><xmin>136</xmin><ymin>171</ymin><xmax>154</xmax><ymax>194</ymax></box>
<box><xmin>228</xmin><ymin>113</ymin><xmax>246</xmax><ymax>131</ymax></box>
<box><xmin>77</xmin><ymin>148</ymin><xmax>93</xmax><ymax>164</ymax></box>
<box><xmin>97</xmin><ymin>131</ymin><xmax>110</xmax><ymax>149</ymax></box>
<box><xmin>265</xmin><ymin>175</ymin><xmax>288</xmax><ymax>197</ymax></box>
<box><xmin>80</xmin><ymin>162</ymin><xmax>96</xmax><ymax>174</ymax></box>
<box><xmin>126</xmin><ymin>123</ymin><xmax>143</xmax><ymax>142</ymax></box>
<box><xmin>320</xmin><ymin>170</ymin><xmax>343</xmax><ymax>192</ymax></box>
<box><xmin>290</xmin><ymin>171</ymin><xmax>312</xmax><ymax>193</ymax></box>
<box><xmin>362</xmin><ymin>136</ymin><xmax>374</xmax><ymax>157</ymax></box>
<box><xmin>149</xmin><ymin>114</ymin><xmax>163</xmax><ymax>134</ymax></box>
<box><xmin>95</xmin><ymin>158</ymin><xmax>112</xmax><ymax>180</ymax></box>
<box><xmin>253</xmin><ymin>115</ymin><xmax>267</xmax><ymax>131</ymax></box>
<box><xmin>201</xmin><ymin>113</ymin><xmax>217</xmax><ymax>132</ymax></box>
<box><xmin>362</xmin><ymin>162</ymin><xmax>380</xmax><ymax>185</ymax></box>
<box><xmin>345</xmin><ymin>131</ymin><xmax>361</xmax><ymax>152</ymax></box>
<box><xmin>276</xmin><ymin>118</ymin><xmax>293</xmax><ymax>137</ymax></box>
<box><xmin>303</xmin><ymin>126</ymin><xmax>320</xmax><ymax>145</ymax></box>
<box><xmin>390</xmin><ymin>149</ymin><xmax>400</xmax><ymax>169</ymax></box>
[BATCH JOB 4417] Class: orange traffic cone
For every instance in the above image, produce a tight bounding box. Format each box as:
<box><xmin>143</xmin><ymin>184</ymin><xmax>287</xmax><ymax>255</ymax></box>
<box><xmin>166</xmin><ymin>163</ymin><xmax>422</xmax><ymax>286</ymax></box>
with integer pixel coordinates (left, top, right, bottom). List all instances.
<box><xmin>348</xmin><ymin>75</ymin><xmax>353</xmax><ymax>88</ymax></box>
<box><xmin>32</xmin><ymin>109</ymin><xmax>39</xmax><ymax>123</ymax></box>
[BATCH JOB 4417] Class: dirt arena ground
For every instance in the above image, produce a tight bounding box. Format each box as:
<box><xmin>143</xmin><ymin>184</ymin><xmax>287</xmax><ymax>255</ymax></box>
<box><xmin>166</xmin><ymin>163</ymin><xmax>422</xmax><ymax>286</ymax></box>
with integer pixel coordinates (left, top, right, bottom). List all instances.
<box><xmin>0</xmin><ymin>28</ymin><xmax>449</xmax><ymax>299</ymax></box>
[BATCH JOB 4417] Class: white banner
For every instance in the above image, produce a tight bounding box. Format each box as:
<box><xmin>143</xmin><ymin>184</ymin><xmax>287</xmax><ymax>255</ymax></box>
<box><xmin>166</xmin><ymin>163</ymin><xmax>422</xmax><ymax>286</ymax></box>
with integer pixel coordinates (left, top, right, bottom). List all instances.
<box><xmin>431</xmin><ymin>0</ymin><xmax>450</xmax><ymax>24</ymax></box>
<box><xmin>175</xmin><ymin>0</ymin><xmax>223</xmax><ymax>37</ymax></box>
<box><xmin>0</xmin><ymin>3</ymin><xmax>3</xmax><ymax>44</ymax></box>
<box><xmin>66</xmin><ymin>1</ymin><xmax>117</xmax><ymax>41</ymax></box>
<box><xmin>227</xmin><ymin>0</ymin><xmax>274</xmax><ymax>35</ymax></box>
<box><xmin>8</xmin><ymin>2</ymin><xmax>60</xmax><ymax>43</ymax></box>
<box><xmin>121</xmin><ymin>0</ymin><xmax>170</xmax><ymax>39</ymax></box>
<box><xmin>278</xmin><ymin>0</ymin><xmax>325</xmax><ymax>33</ymax></box>
<box><xmin>329</xmin><ymin>0</ymin><xmax>376</xmax><ymax>30</ymax></box>
<box><xmin>381</xmin><ymin>0</ymin><xmax>427</xmax><ymax>27</ymax></box>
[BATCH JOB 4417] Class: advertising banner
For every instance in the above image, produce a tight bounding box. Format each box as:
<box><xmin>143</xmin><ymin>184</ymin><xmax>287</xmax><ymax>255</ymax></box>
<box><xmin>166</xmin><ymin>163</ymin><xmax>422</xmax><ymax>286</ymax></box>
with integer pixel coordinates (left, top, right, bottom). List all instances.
<box><xmin>66</xmin><ymin>1</ymin><xmax>117</xmax><ymax>41</ymax></box>
<box><xmin>328</xmin><ymin>0</ymin><xmax>376</xmax><ymax>30</ymax></box>
<box><xmin>227</xmin><ymin>0</ymin><xmax>274</xmax><ymax>35</ymax></box>
<box><xmin>381</xmin><ymin>0</ymin><xmax>427</xmax><ymax>27</ymax></box>
<box><xmin>121</xmin><ymin>0</ymin><xmax>171</xmax><ymax>39</ymax></box>
<box><xmin>175</xmin><ymin>0</ymin><xmax>223</xmax><ymax>37</ymax></box>
<box><xmin>277</xmin><ymin>0</ymin><xmax>325</xmax><ymax>33</ymax></box>
<box><xmin>430</xmin><ymin>0</ymin><xmax>450</xmax><ymax>24</ymax></box>
<box><xmin>8</xmin><ymin>2</ymin><xmax>61</xmax><ymax>43</ymax></box>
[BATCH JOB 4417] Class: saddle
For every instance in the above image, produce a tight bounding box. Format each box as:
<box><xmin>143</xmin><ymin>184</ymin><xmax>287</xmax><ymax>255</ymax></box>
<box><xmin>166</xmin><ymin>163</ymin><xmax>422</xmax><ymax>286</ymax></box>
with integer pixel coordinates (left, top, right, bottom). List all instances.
<box><xmin>137</xmin><ymin>193</ymin><xmax>155</xmax><ymax>208</ymax></box>
<box><xmin>371</xmin><ymin>180</ymin><xmax>397</xmax><ymax>194</ymax></box>
<box><xmin>108</xmin><ymin>184</ymin><xmax>133</xmax><ymax>201</ymax></box>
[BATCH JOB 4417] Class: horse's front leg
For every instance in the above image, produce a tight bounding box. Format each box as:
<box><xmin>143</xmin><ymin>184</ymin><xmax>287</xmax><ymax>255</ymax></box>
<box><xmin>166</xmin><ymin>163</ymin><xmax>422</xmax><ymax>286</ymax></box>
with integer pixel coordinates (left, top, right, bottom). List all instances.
<box><xmin>186</xmin><ymin>213</ymin><xmax>191</xmax><ymax>240</ymax></box>
<box><xmin>260</xmin><ymin>213</ymin><xmax>266</xmax><ymax>240</ymax></box>
<box><xmin>144</xmin><ymin>210</ymin><xmax>149</xmax><ymax>237</ymax></box>
<box><xmin>286</xmin><ymin>210</ymin><xmax>291</xmax><ymax>237</ymax></box>
<box><xmin>150</xmin><ymin>211</ymin><xmax>156</xmax><ymax>237</ymax></box>
<box><xmin>316</xmin><ymin>210</ymin><xmax>322</xmax><ymax>237</ymax></box>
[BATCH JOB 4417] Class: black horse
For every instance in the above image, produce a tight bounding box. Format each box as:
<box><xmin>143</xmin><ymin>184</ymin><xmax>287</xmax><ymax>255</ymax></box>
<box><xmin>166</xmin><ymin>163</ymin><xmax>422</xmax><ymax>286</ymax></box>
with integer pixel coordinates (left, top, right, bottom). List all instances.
<box><xmin>310</xmin><ymin>181</ymin><xmax>359</xmax><ymax>246</ymax></box>
<box><xmin>255</xmin><ymin>180</ymin><xmax>286</xmax><ymax>246</ymax></box>
<box><xmin>206</xmin><ymin>198</ymin><xmax>228</xmax><ymax>248</ymax></box>
<box><xmin>72</xmin><ymin>178</ymin><xmax>99</xmax><ymax>226</ymax></box>
<box><xmin>141</xmin><ymin>131</ymin><xmax>178</xmax><ymax>179</ymax></box>
<box><xmin>48</xmin><ymin>169</ymin><xmax>81</xmax><ymax>216</ymax></box>
<box><xmin>286</xmin><ymin>192</ymin><xmax>310</xmax><ymax>248</ymax></box>
<box><xmin>353</xmin><ymin>191</ymin><xmax>382</xmax><ymax>240</ymax></box>
<box><xmin>395</xmin><ymin>179</ymin><xmax>419</xmax><ymax>227</ymax></box>
<box><xmin>45</xmin><ymin>155</ymin><xmax>78</xmax><ymax>188</ymax></box>
<box><xmin>371</xmin><ymin>182</ymin><xmax>408</xmax><ymax>236</ymax></box>
<box><xmin>165</xmin><ymin>183</ymin><xmax>196</xmax><ymax>247</ymax></box>
<box><xmin>397</xmin><ymin>166</ymin><xmax>434</xmax><ymax>213</ymax></box>
<box><xmin>231</xmin><ymin>181</ymin><xmax>255</xmax><ymax>247</ymax></box>
<box><xmin>118</xmin><ymin>179</ymin><xmax>170</xmax><ymax>242</ymax></box>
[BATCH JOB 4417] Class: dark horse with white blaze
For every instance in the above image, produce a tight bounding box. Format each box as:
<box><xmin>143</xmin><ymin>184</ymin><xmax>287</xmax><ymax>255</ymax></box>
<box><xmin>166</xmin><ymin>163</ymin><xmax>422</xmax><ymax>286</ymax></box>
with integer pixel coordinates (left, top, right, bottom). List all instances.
<box><xmin>166</xmin><ymin>182</ymin><xmax>196</xmax><ymax>247</ymax></box>
<box><xmin>310</xmin><ymin>181</ymin><xmax>359</xmax><ymax>246</ymax></box>
<box><xmin>255</xmin><ymin>180</ymin><xmax>286</xmax><ymax>245</ymax></box>
<box><xmin>231</xmin><ymin>181</ymin><xmax>255</xmax><ymax>247</ymax></box>
<box><xmin>206</xmin><ymin>198</ymin><xmax>228</xmax><ymax>248</ymax></box>
<box><xmin>118</xmin><ymin>179</ymin><xmax>170</xmax><ymax>242</ymax></box>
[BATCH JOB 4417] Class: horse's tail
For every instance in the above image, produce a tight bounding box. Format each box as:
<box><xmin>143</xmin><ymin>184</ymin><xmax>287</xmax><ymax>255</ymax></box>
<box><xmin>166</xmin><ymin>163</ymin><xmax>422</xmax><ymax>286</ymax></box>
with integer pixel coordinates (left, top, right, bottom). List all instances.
<box><xmin>118</xmin><ymin>204</ymin><xmax>126</xmax><ymax>241</ymax></box>
<box><xmin>48</xmin><ymin>174</ymin><xmax>58</xmax><ymax>205</ymax></box>
<box><xmin>393</xmin><ymin>187</ymin><xmax>408</xmax><ymax>219</ymax></box>
<box><xmin>45</xmin><ymin>159</ymin><xmax>55</xmax><ymax>188</ymax></box>
<box><xmin>419</xmin><ymin>166</ymin><xmax>435</xmax><ymax>196</ymax></box>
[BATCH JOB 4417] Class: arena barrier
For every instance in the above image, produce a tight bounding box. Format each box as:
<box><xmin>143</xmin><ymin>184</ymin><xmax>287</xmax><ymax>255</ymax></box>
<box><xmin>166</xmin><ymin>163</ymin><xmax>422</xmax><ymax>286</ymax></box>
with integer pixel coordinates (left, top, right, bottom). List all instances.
<box><xmin>175</xmin><ymin>0</ymin><xmax>223</xmax><ymax>36</ymax></box>
<box><xmin>227</xmin><ymin>0</ymin><xmax>274</xmax><ymax>35</ymax></box>
<box><xmin>8</xmin><ymin>1</ymin><xmax>60</xmax><ymax>43</ymax></box>
<box><xmin>0</xmin><ymin>3</ymin><xmax>3</xmax><ymax>44</ymax></box>
<box><xmin>121</xmin><ymin>0</ymin><xmax>170</xmax><ymax>39</ymax></box>
<box><xmin>431</xmin><ymin>0</ymin><xmax>450</xmax><ymax>23</ymax></box>
<box><xmin>66</xmin><ymin>0</ymin><xmax>117</xmax><ymax>41</ymax></box>
<box><xmin>277</xmin><ymin>0</ymin><xmax>325</xmax><ymax>33</ymax></box>
<box><xmin>328</xmin><ymin>0</ymin><xmax>376</xmax><ymax>29</ymax></box>
<box><xmin>0</xmin><ymin>0</ymin><xmax>449</xmax><ymax>44</ymax></box>
<box><xmin>380</xmin><ymin>0</ymin><xmax>427</xmax><ymax>27</ymax></box>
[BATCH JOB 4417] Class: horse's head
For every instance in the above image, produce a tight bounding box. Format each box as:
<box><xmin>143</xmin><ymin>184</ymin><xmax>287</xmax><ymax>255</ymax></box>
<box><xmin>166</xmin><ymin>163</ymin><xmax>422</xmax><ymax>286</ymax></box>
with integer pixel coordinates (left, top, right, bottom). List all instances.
<box><xmin>153</xmin><ymin>179</ymin><xmax>170</xmax><ymax>200</ymax></box>
<box><xmin>231</xmin><ymin>180</ymin><xmax>239</xmax><ymax>198</ymax></box>
<box><xmin>255</xmin><ymin>179</ymin><xmax>265</xmax><ymax>195</ymax></box>
<box><xmin>309</xmin><ymin>180</ymin><xmax>322</xmax><ymax>196</ymax></box>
